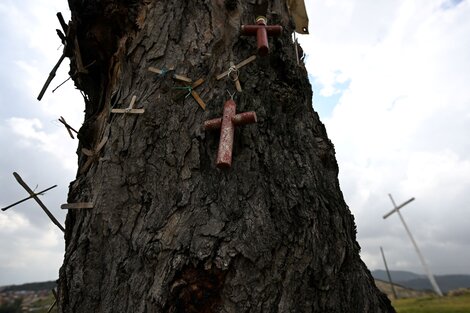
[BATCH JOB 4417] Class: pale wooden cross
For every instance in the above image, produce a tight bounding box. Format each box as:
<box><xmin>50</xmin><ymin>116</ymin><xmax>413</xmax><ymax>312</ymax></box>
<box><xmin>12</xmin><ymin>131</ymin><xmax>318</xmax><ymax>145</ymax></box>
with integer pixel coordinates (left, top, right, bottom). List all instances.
<box><xmin>240</xmin><ymin>16</ymin><xmax>283</xmax><ymax>56</ymax></box>
<box><xmin>383</xmin><ymin>194</ymin><xmax>443</xmax><ymax>296</ymax></box>
<box><xmin>174</xmin><ymin>78</ymin><xmax>207</xmax><ymax>110</ymax></box>
<box><xmin>203</xmin><ymin>97</ymin><xmax>257</xmax><ymax>168</ymax></box>
<box><xmin>111</xmin><ymin>95</ymin><xmax>144</xmax><ymax>114</ymax></box>
<box><xmin>216</xmin><ymin>55</ymin><xmax>257</xmax><ymax>92</ymax></box>
<box><xmin>3</xmin><ymin>172</ymin><xmax>64</xmax><ymax>232</ymax></box>
<box><xmin>80</xmin><ymin>126</ymin><xmax>110</xmax><ymax>174</ymax></box>
<box><xmin>148</xmin><ymin>66</ymin><xmax>192</xmax><ymax>83</ymax></box>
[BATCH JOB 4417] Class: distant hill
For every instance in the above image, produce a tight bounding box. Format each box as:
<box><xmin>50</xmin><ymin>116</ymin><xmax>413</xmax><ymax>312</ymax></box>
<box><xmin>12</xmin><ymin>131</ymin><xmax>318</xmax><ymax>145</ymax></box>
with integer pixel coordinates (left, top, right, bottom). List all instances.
<box><xmin>372</xmin><ymin>270</ymin><xmax>470</xmax><ymax>293</ymax></box>
<box><xmin>372</xmin><ymin>269</ymin><xmax>425</xmax><ymax>282</ymax></box>
<box><xmin>1</xmin><ymin>281</ymin><xmax>56</xmax><ymax>293</ymax></box>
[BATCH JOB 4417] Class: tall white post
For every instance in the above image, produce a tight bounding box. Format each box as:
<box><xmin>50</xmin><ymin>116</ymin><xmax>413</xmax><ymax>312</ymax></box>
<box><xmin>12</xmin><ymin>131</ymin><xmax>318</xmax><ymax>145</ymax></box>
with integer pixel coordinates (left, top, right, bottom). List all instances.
<box><xmin>380</xmin><ymin>246</ymin><xmax>398</xmax><ymax>299</ymax></box>
<box><xmin>383</xmin><ymin>194</ymin><xmax>443</xmax><ymax>296</ymax></box>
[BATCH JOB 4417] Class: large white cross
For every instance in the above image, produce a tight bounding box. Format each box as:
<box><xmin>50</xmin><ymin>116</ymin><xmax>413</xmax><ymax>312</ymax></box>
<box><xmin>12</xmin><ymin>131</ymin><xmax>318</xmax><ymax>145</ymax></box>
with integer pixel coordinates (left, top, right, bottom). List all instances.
<box><xmin>383</xmin><ymin>194</ymin><xmax>443</xmax><ymax>296</ymax></box>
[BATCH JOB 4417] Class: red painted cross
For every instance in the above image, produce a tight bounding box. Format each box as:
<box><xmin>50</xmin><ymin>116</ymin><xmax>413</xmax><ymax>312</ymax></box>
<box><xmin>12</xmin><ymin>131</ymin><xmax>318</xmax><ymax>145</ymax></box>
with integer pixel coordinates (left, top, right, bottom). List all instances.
<box><xmin>240</xmin><ymin>16</ymin><xmax>283</xmax><ymax>56</ymax></box>
<box><xmin>203</xmin><ymin>99</ymin><xmax>257</xmax><ymax>169</ymax></box>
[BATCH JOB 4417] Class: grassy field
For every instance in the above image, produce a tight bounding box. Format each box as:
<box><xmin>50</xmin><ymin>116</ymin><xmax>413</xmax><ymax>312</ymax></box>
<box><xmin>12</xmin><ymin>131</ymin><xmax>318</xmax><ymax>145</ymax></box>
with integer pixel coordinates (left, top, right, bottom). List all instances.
<box><xmin>393</xmin><ymin>292</ymin><xmax>470</xmax><ymax>313</ymax></box>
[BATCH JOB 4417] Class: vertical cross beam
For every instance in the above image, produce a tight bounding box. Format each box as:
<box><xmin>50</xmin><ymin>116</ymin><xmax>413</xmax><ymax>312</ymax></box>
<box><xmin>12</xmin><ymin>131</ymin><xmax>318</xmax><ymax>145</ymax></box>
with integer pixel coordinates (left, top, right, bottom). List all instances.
<box><xmin>203</xmin><ymin>99</ymin><xmax>257</xmax><ymax>168</ymax></box>
<box><xmin>383</xmin><ymin>194</ymin><xmax>443</xmax><ymax>296</ymax></box>
<box><xmin>240</xmin><ymin>16</ymin><xmax>283</xmax><ymax>56</ymax></box>
<box><xmin>380</xmin><ymin>246</ymin><xmax>398</xmax><ymax>299</ymax></box>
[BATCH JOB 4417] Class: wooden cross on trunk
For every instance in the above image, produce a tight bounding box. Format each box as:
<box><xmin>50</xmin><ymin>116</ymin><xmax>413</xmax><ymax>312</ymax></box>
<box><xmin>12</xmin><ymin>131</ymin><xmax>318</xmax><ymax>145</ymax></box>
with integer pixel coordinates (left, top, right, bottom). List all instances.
<box><xmin>174</xmin><ymin>78</ymin><xmax>207</xmax><ymax>110</ymax></box>
<box><xmin>2</xmin><ymin>172</ymin><xmax>64</xmax><ymax>232</ymax></box>
<box><xmin>203</xmin><ymin>98</ymin><xmax>257</xmax><ymax>168</ymax></box>
<box><xmin>111</xmin><ymin>95</ymin><xmax>144</xmax><ymax>114</ymax></box>
<box><xmin>80</xmin><ymin>126</ymin><xmax>110</xmax><ymax>174</ymax></box>
<box><xmin>240</xmin><ymin>16</ymin><xmax>283</xmax><ymax>56</ymax></box>
<box><xmin>216</xmin><ymin>55</ymin><xmax>257</xmax><ymax>92</ymax></box>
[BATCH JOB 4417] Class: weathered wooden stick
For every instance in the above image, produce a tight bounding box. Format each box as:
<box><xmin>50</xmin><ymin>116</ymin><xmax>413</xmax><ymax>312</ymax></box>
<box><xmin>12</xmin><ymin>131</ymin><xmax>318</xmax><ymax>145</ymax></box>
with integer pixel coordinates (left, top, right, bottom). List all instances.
<box><xmin>37</xmin><ymin>53</ymin><xmax>67</xmax><ymax>101</ymax></box>
<box><xmin>12</xmin><ymin>172</ymin><xmax>64</xmax><ymax>232</ymax></box>
<box><xmin>148</xmin><ymin>67</ymin><xmax>192</xmax><ymax>83</ymax></box>
<box><xmin>2</xmin><ymin>185</ymin><xmax>57</xmax><ymax>212</ymax></box>
<box><xmin>58</xmin><ymin>116</ymin><xmax>78</xmax><ymax>139</ymax></box>
<box><xmin>74</xmin><ymin>37</ymin><xmax>88</xmax><ymax>74</ymax></box>
<box><xmin>47</xmin><ymin>288</ymin><xmax>58</xmax><ymax>313</ymax></box>
<box><xmin>56</xmin><ymin>12</ymin><xmax>68</xmax><ymax>33</ymax></box>
<box><xmin>61</xmin><ymin>202</ymin><xmax>93</xmax><ymax>210</ymax></box>
<box><xmin>80</xmin><ymin>132</ymin><xmax>109</xmax><ymax>174</ymax></box>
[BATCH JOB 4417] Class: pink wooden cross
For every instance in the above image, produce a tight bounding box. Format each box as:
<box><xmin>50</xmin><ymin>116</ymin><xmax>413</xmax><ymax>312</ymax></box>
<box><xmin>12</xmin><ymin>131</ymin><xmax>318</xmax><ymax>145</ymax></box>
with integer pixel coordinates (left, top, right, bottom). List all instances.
<box><xmin>240</xmin><ymin>16</ymin><xmax>283</xmax><ymax>56</ymax></box>
<box><xmin>203</xmin><ymin>99</ymin><xmax>257</xmax><ymax>168</ymax></box>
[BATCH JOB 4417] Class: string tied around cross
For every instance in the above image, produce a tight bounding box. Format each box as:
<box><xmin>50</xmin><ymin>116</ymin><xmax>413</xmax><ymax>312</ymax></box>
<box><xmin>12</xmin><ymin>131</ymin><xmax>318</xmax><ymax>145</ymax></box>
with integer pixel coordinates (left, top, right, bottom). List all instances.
<box><xmin>173</xmin><ymin>85</ymin><xmax>193</xmax><ymax>98</ymax></box>
<box><xmin>157</xmin><ymin>66</ymin><xmax>170</xmax><ymax>78</ymax></box>
<box><xmin>227</xmin><ymin>65</ymin><xmax>239</xmax><ymax>82</ymax></box>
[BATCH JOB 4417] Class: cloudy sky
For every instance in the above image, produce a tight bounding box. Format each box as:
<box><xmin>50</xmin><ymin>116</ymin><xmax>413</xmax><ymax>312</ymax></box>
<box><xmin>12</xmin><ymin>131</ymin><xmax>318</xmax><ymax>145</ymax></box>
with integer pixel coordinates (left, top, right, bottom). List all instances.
<box><xmin>1</xmin><ymin>0</ymin><xmax>469</xmax><ymax>286</ymax></box>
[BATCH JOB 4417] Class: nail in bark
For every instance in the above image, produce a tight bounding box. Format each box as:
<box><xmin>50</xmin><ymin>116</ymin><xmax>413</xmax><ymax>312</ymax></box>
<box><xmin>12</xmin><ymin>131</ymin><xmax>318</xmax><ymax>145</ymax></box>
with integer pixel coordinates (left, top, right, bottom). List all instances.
<box><xmin>203</xmin><ymin>98</ymin><xmax>257</xmax><ymax>168</ymax></box>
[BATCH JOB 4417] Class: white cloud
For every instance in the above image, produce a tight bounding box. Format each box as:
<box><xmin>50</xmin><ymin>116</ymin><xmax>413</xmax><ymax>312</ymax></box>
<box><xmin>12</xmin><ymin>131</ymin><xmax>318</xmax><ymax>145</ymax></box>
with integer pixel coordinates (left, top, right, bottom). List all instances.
<box><xmin>302</xmin><ymin>0</ymin><xmax>470</xmax><ymax>275</ymax></box>
<box><xmin>7</xmin><ymin>117</ymin><xmax>78</xmax><ymax>171</ymax></box>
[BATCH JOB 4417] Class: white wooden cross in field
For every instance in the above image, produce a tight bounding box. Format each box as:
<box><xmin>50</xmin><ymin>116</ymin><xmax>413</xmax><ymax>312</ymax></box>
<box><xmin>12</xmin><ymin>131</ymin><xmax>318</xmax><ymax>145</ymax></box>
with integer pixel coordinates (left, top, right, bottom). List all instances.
<box><xmin>383</xmin><ymin>194</ymin><xmax>443</xmax><ymax>296</ymax></box>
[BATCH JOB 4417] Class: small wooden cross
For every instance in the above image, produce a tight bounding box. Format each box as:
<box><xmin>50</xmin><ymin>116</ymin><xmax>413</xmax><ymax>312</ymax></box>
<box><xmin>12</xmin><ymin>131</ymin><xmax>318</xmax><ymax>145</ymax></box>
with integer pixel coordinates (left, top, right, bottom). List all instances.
<box><xmin>80</xmin><ymin>127</ymin><xmax>109</xmax><ymax>174</ymax></box>
<box><xmin>3</xmin><ymin>172</ymin><xmax>64</xmax><ymax>232</ymax></box>
<box><xmin>148</xmin><ymin>66</ymin><xmax>193</xmax><ymax>83</ymax></box>
<box><xmin>174</xmin><ymin>78</ymin><xmax>207</xmax><ymax>110</ymax></box>
<box><xmin>58</xmin><ymin>116</ymin><xmax>78</xmax><ymax>139</ymax></box>
<box><xmin>216</xmin><ymin>55</ymin><xmax>257</xmax><ymax>92</ymax></box>
<box><xmin>111</xmin><ymin>95</ymin><xmax>144</xmax><ymax>114</ymax></box>
<box><xmin>240</xmin><ymin>16</ymin><xmax>283</xmax><ymax>56</ymax></box>
<box><xmin>203</xmin><ymin>98</ymin><xmax>257</xmax><ymax>168</ymax></box>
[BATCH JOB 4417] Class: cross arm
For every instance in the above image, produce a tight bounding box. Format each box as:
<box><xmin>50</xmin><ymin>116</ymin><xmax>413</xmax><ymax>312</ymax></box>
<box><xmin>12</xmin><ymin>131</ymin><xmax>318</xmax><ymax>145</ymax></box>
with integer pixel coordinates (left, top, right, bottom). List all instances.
<box><xmin>12</xmin><ymin>172</ymin><xmax>65</xmax><ymax>232</ymax></box>
<box><xmin>216</xmin><ymin>55</ymin><xmax>257</xmax><ymax>80</ymax></box>
<box><xmin>1</xmin><ymin>185</ymin><xmax>57</xmax><ymax>211</ymax></box>
<box><xmin>203</xmin><ymin>118</ymin><xmax>222</xmax><ymax>130</ymax></box>
<box><xmin>232</xmin><ymin>112</ymin><xmax>257</xmax><ymax>126</ymax></box>
<box><xmin>240</xmin><ymin>25</ymin><xmax>283</xmax><ymax>36</ymax></box>
<box><xmin>383</xmin><ymin>197</ymin><xmax>415</xmax><ymax>219</ymax></box>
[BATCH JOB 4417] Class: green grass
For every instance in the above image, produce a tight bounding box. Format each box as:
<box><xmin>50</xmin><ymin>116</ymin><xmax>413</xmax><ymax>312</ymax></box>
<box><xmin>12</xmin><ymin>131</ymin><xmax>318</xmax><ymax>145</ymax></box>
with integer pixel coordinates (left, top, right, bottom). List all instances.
<box><xmin>393</xmin><ymin>293</ymin><xmax>470</xmax><ymax>313</ymax></box>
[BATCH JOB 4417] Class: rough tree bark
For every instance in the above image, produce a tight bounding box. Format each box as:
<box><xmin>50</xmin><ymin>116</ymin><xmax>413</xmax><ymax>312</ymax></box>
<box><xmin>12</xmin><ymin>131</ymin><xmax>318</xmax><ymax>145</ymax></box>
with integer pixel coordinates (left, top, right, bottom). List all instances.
<box><xmin>59</xmin><ymin>0</ymin><xmax>395</xmax><ymax>312</ymax></box>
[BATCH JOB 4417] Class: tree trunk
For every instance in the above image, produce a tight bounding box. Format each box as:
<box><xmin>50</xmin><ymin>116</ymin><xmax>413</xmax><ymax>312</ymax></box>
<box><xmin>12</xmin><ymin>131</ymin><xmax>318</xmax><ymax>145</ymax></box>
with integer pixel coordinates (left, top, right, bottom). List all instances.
<box><xmin>59</xmin><ymin>1</ymin><xmax>395</xmax><ymax>312</ymax></box>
